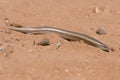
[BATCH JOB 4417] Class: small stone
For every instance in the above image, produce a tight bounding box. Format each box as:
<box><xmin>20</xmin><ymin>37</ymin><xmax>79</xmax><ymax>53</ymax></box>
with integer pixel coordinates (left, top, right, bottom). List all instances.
<box><xmin>0</xmin><ymin>47</ymin><xmax>4</xmax><ymax>51</ymax></box>
<box><xmin>111</xmin><ymin>47</ymin><xmax>115</xmax><ymax>52</ymax></box>
<box><xmin>37</xmin><ymin>38</ymin><xmax>50</xmax><ymax>46</ymax></box>
<box><xmin>5</xmin><ymin>22</ymin><xmax>23</xmax><ymax>29</ymax></box>
<box><xmin>55</xmin><ymin>41</ymin><xmax>62</xmax><ymax>49</ymax></box>
<box><xmin>96</xmin><ymin>27</ymin><xmax>106</xmax><ymax>35</ymax></box>
<box><xmin>93</xmin><ymin>6</ymin><xmax>110</xmax><ymax>14</ymax></box>
<box><xmin>0</xmin><ymin>45</ymin><xmax>13</xmax><ymax>56</ymax></box>
<box><xmin>4</xmin><ymin>18</ymin><xmax>9</xmax><ymax>20</ymax></box>
<box><xmin>4</xmin><ymin>18</ymin><xmax>9</xmax><ymax>22</ymax></box>
<box><xmin>9</xmin><ymin>23</ymin><xmax>23</xmax><ymax>28</ymax></box>
<box><xmin>15</xmin><ymin>38</ymin><xmax>20</xmax><ymax>41</ymax></box>
<box><xmin>94</xmin><ymin>7</ymin><xmax>100</xmax><ymax>14</ymax></box>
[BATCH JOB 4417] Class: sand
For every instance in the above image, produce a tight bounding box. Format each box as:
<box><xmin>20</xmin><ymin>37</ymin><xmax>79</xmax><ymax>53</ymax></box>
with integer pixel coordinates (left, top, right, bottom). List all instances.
<box><xmin>0</xmin><ymin>0</ymin><xmax>120</xmax><ymax>80</ymax></box>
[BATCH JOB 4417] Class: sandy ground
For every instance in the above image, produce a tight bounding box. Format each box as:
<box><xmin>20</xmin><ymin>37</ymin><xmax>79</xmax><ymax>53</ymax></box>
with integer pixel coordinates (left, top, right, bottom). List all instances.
<box><xmin>0</xmin><ymin>0</ymin><xmax>120</xmax><ymax>80</ymax></box>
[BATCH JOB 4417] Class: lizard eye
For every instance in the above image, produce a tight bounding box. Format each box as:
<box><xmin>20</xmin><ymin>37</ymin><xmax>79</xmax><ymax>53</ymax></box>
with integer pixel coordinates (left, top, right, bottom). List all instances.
<box><xmin>103</xmin><ymin>46</ymin><xmax>110</xmax><ymax>52</ymax></box>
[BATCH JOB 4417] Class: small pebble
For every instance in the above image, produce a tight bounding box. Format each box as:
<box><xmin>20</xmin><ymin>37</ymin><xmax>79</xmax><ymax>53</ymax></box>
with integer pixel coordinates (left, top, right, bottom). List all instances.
<box><xmin>55</xmin><ymin>41</ymin><xmax>62</xmax><ymax>49</ymax></box>
<box><xmin>0</xmin><ymin>45</ymin><xmax>13</xmax><ymax>56</ymax></box>
<box><xmin>0</xmin><ymin>47</ymin><xmax>4</xmax><ymax>51</ymax></box>
<box><xmin>4</xmin><ymin>19</ymin><xmax>22</xmax><ymax>27</ymax></box>
<box><xmin>93</xmin><ymin>6</ymin><xmax>110</xmax><ymax>14</ymax></box>
<box><xmin>9</xmin><ymin>23</ymin><xmax>23</xmax><ymax>28</ymax></box>
<box><xmin>37</xmin><ymin>38</ymin><xmax>50</xmax><ymax>46</ymax></box>
<box><xmin>96</xmin><ymin>27</ymin><xmax>106</xmax><ymax>35</ymax></box>
<box><xmin>94</xmin><ymin>7</ymin><xmax>100</xmax><ymax>14</ymax></box>
<box><xmin>4</xmin><ymin>18</ymin><xmax>9</xmax><ymax>23</ymax></box>
<box><xmin>111</xmin><ymin>47</ymin><xmax>115</xmax><ymax>52</ymax></box>
<box><xmin>15</xmin><ymin>38</ymin><xmax>20</xmax><ymax>41</ymax></box>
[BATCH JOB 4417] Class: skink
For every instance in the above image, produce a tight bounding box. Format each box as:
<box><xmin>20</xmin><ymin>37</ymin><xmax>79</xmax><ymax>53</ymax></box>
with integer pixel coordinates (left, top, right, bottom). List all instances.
<box><xmin>9</xmin><ymin>26</ymin><xmax>110</xmax><ymax>52</ymax></box>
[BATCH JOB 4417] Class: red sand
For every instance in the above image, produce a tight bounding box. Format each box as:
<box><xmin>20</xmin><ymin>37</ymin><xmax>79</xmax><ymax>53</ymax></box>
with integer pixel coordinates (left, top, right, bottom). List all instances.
<box><xmin>0</xmin><ymin>0</ymin><xmax>120</xmax><ymax>80</ymax></box>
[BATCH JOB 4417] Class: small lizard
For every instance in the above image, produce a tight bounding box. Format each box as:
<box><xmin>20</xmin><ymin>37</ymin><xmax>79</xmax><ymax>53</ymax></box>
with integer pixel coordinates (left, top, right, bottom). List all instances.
<box><xmin>9</xmin><ymin>26</ymin><xmax>110</xmax><ymax>52</ymax></box>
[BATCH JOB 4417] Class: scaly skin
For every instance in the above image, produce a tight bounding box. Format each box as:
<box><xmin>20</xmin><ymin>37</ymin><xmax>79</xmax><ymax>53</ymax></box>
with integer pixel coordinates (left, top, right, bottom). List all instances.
<box><xmin>9</xmin><ymin>26</ymin><xmax>110</xmax><ymax>52</ymax></box>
